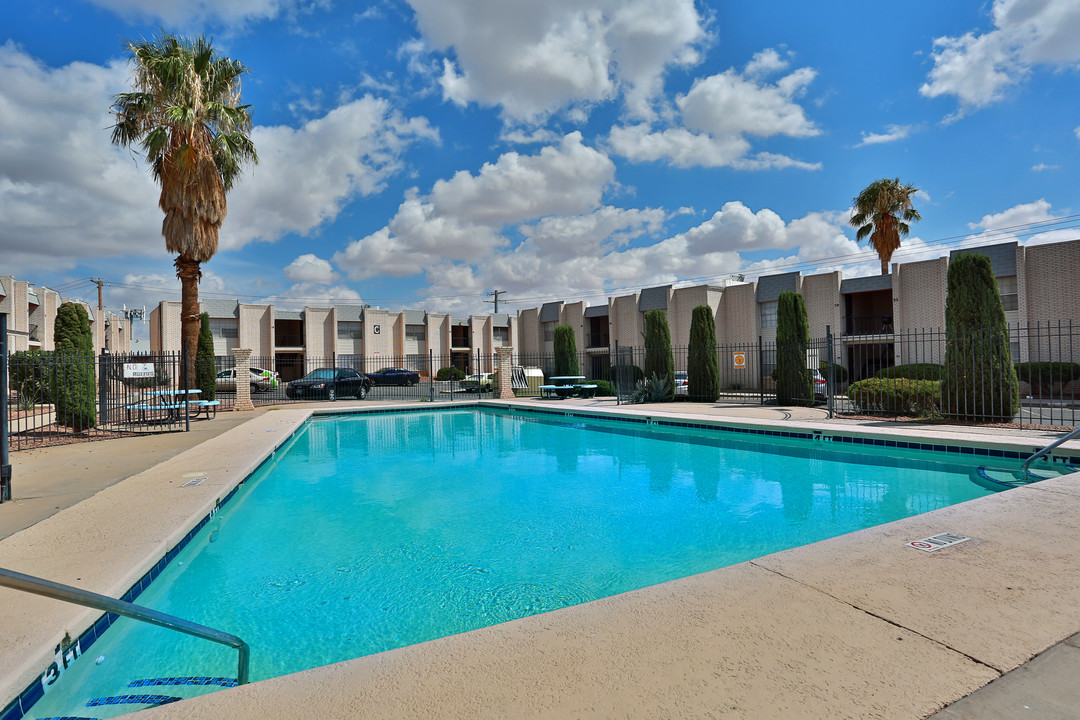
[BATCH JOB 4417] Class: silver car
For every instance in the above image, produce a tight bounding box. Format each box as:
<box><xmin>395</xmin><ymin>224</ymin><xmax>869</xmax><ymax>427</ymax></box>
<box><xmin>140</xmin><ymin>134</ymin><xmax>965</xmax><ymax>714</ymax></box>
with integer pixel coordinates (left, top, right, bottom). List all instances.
<box><xmin>216</xmin><ymin>367</ymin><xmax>281</xmax><ymax>393</ymax></box>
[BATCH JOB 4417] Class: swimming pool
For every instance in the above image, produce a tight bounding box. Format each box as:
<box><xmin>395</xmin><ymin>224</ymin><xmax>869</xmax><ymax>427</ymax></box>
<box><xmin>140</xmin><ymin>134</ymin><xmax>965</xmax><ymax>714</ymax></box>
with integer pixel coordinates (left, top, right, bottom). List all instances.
<box><xmin>19</xmin><ymin>406</ymin><xmax>1067</xmax><ymax>718</ymax></box>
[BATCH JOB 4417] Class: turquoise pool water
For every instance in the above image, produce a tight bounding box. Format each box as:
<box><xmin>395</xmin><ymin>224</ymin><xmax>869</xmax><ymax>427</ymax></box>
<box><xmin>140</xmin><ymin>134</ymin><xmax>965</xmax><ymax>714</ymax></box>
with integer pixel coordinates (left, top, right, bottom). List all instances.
<box><xmin>30</xmin><ymin>408</ymin><xmax>1002</xmax><ymax>717</ymax></box>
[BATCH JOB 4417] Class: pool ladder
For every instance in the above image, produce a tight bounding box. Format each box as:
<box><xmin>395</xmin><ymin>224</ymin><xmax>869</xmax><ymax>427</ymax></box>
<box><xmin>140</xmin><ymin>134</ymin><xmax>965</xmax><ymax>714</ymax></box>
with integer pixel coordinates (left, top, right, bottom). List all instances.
<box><xmin>0</xmin><ymin>566</ymin><xmax>250</xmax><ymax>692</ymax></box>
<box><xmin>1021</xmin><ymin>426</ymin><xmax>1080</xmax><ymax>481</ymax></box>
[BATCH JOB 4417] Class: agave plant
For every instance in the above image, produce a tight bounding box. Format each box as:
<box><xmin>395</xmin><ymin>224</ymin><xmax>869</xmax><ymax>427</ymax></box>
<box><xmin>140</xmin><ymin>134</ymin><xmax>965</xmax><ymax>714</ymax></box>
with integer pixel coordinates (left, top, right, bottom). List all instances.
<box><xmin>630</xmin><ymin>372</ymin><xmax>672</xmax><ymax>403</ymax></box>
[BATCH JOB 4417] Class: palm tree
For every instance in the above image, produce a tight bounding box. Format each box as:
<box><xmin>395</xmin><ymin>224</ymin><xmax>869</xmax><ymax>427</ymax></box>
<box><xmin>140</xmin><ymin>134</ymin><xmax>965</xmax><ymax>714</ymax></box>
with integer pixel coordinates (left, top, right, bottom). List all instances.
<box><xmin>111</xmin><ymin>32</ymin><xmax>257</xmax><ymax>386</ymax></box>
<box><xmin>849</xmin><ymin>178</ymin><xmax>921</xmax><ymax>275</ymax></box>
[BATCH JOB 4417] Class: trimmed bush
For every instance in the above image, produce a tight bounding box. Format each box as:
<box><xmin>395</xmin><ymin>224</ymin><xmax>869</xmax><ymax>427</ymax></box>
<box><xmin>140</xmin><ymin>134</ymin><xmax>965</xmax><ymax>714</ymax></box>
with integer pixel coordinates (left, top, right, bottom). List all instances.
<box><xmin>9</xmin><ymin>349</ymin><xmax>56</xmax><ymax>404</ymax></box>
<box><xmin>195</xmin><ymin>312</ymin><xmax>216</xmax><ymax>401</ymax></box>
<box><xmin>436</xmin><ymin>366</ymin><xmax>465</xmax><ymax>381</ymax></box>
<box><xmin>553</xmin><ymin>324</ymin><xmax>579</xmax><ymax>377</ymax></box>
<box><xmin>687</xmin><ymin>305</ymin><xmax>720</xmax><ymax>402</ymax></box>
<box><xmin>608</xmin><ymin>364</ymin><xmax>644</xmax><ymax>386</ymax></box>
<box><xmin>643</xmin><ymin>309</ymin><xmax>674</xmax><ymax>400</ymax></box>
<box><xmin>847</xmin><ymin>377</ymin><xmax>941</xmax><ymax>416</ymax></box>
<box><xmin>52</xmin><ymin>302</ymin><xmax>97</xmax><ymax>432</ymax></box>
<box><xmin>775</xmin><ymin>291</ymin><xmax>813</xmax><ymax>406</ymax></box>
<box><xmin>819</xmin><ymin>360</ymin><xmax>848</xmax><ymax>384</ymax></box>
<box><xmin>876</xmin><ymin>363</ymin><xmax>944</xmax><ymax>381</ymax></box>
<box><xmin>588</xmin><ymin>379</ymin><xmax>615</xmax><ymax>397</ymax></box>
<box><xmin>1014</xmin><ymin>362</ymin><xmax>1080</xmax><ymax>396</ymax></box>
<box><xmin>941</xmin><ymin>253</ymin><xmax>1019</xmax><ymax>421</ymax></box>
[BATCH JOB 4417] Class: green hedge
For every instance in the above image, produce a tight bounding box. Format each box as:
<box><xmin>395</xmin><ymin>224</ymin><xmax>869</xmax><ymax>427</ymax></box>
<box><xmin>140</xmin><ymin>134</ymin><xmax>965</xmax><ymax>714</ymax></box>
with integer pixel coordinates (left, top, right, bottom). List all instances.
<box><xmin>608</xmin><ymin>364</ymin><xmax>644</xmax><ymax>385</ymax></box>
<box><xmin>847</xmin><ymin>377</ymin><xmax>941</xmax><ymax>416</ymax></box>
<box><xmin>9</xmin><ymin>349</ymin><xmax>56</xmax><ymax>404</ymax></box>
<box><xmin>436</xmin><ymin>366</ymin><xmax>465</xmax><ymax>381</ymax></box>
<box><xmin>875</xmin><ymin>363</ymin><xmax>944</xmax><ymax>381</ymax></box>
<box><xmin>588</xmin><ymin>379</ymin><xmax>615</xmax><ymax>397</ymax></box>
<box><xmin>1014</xmin><ymin>362</ymin><xmax>1080</xmax><ymax>385</ymax></box>
<box><xmin>819</xmin><ymin>360</ymin><xmax>848</xmax><ymax>383</ymax></box>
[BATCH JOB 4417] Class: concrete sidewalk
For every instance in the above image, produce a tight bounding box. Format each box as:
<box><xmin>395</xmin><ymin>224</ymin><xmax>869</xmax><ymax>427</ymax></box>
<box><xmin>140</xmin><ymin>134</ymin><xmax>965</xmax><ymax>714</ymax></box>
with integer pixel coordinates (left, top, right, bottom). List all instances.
<box><xmin>2</xmin><ymin>399</ymin><xmax>1079</xmax><ymax>719</ymax></box>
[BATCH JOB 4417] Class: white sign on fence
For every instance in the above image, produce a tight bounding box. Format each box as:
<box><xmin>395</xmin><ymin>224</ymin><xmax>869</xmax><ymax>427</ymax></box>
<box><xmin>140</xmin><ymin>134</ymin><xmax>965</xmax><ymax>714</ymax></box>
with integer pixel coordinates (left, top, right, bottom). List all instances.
<box><xmin>123</xmin><ymin>362</ymin><xmax>155</xmax><ymax>379</ymax></box>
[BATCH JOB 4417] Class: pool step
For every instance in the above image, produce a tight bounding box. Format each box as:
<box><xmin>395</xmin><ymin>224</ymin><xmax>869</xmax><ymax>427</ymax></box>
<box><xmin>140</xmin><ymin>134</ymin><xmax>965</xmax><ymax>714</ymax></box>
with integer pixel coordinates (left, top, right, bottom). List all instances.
<box><xmin>128</xmin><ymin>676</ymin><xmax>238</xmax><ymax>689</ymax></box>
<box><xmin>975</xmin><ymin>464</ymin><xmax>1078</xmax><ymax>490</ymax></box>
<box><xmin>85</xmin><ymin>694</ymin><xmax>182</xmax><ymax>708</ymax></box>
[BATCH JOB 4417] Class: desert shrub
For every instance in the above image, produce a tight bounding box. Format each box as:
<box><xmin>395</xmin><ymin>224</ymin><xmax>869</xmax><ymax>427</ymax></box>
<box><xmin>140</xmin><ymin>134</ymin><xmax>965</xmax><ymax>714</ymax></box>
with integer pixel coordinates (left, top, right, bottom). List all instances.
<box><xmin>630</xmin><ymin>372</ymin><xmax>672</xmax><ymax>404</ymax></box>
<box><xmin>847</xmin><ymin>377</ymin><xmax>941</xmax><ymax>416</ymax></box>
<box><xmin>819</xmin><ymin>360</ymin><xmax>848</xmax><ymax>384</ymax></box>
<box><xmin>9</xmin><ymin>349</ymin><xmax>55</xmax><ymax>404</ymax></box>
<box><xmin>436</xmin><ymin>366</ymin><xmax>466</xmax><ymax>381</ymax></box>
<box><xmin>876</xmin><ymin>363</ymin><xmax>944</xmax><ymax>381</ymax></box>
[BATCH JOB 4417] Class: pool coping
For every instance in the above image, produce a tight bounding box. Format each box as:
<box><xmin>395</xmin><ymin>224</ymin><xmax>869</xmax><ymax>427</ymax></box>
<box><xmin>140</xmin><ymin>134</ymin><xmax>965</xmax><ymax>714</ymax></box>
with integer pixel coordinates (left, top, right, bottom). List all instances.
<box><xmin>3</xmin><ymin>400</ymin><xmax>1080</xmax><ymax>719</ymax></box>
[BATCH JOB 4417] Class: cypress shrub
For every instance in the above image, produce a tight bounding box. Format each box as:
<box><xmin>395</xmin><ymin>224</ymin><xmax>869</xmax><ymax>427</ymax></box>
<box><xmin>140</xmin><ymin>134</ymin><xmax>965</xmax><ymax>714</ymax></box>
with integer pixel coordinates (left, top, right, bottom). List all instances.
<box><xmin>775</xmin><ymin>291</ymin><xmax>813</xmax><ymax>406</ymax></box>
<box><xmin>941</xmin><ymin>254</ymin><xmax>1019</xmax><ymax>421</ymax></box>
<box><xmin>195</xmin><ymin>312</ymin><xmax>216</xmax><ymax>401</ymax></box>
<box><xmin>687</xmin><ymin>305</ymin><xmax>719</xmax><ymax>402</ymax></box>
<box><xmin>552</xmin><ymin>324</ymin><xmax>579</xmax><ymax>377</ymax></box>
<box><xmin>643</xmin><ymin>309</ymin><xmax>674</xmax><ymax>400</ymax></box>
<box><xmin>52</xmin><ymin>302</ymin><xmax>97</xmax><ymax>431</ymax></box>
<box><xmin>876</xmin><ymin>363</ymin><xmax>944</xmax><ymax>381</ymax></box>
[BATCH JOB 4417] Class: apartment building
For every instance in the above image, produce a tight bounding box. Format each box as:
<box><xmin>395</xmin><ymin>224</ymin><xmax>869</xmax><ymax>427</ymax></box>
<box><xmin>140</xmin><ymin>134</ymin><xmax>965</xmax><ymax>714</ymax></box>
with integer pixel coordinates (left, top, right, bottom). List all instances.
<box><xmin>1</xmin><ymin>275</ymin><xmax>131</xmax><ymax>354</ymax></box>
<box><xmin>149</xmin><ymin>299</ymin><xmax>517</xmax><ymax>380</ymax></box>
<box><xmin>514</xmin><ymin>238</ymin><xmax>1080</xmax><ymax>383</ymax></box>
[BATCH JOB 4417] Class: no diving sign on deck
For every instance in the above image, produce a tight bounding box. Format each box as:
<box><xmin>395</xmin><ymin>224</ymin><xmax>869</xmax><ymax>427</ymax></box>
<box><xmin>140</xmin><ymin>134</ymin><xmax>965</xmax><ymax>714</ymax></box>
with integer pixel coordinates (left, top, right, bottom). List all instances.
<box><xmin>905</xmin><ymin>532</ymin><xmax>971</xmax><ymax>552</ymax></box>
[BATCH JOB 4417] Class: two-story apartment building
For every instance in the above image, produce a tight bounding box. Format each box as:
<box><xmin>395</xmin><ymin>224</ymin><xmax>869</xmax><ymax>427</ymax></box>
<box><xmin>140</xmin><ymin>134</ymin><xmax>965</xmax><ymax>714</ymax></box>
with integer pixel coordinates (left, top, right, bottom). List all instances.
<box><xmin>1</xmin><ymin>275</ymin><xmax>131</xmax><ymax>354</ymax></box>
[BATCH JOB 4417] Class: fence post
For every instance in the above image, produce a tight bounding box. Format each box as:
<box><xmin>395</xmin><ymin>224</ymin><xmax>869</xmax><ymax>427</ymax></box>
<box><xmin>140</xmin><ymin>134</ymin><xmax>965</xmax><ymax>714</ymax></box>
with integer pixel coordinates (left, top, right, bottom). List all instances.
<box><xmin>1</xmin><ymin>313</ymin><xmax>11</xmax><ymax>502</ymax></box>
<box><xmin>825</xmin><ymin>326</ymin><xmax>834</xmax><ymax>419</ymax></box>
<box><xmin>429</xmin><ymin>349</ymin><xmax>435</xmax><ymax>402</ymax></box>
<box><xmin>98</xmin><ymin>352</ymin><xmax>109</xmax><ymax>427</ymax></box>
<box><xmin>758</xmin><ymin>336</ymin><xmax>765</xmax><ymax>406</ymax></box>
<box><xmin>614</xmin><ymin>340</ymin><xmax>620</xmax><ymax>405</ymax></box>
<box><xmin>182</xmin><ymin>346</ymin><xmax>190</xmax><ymax>432</ymax></box>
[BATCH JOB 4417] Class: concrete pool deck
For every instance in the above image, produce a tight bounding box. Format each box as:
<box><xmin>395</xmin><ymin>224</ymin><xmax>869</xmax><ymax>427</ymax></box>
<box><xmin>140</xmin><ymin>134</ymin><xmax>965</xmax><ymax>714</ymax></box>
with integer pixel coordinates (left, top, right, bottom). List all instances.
<box><xmin>2</xmin><ymin>399</ymin><xmax>1079</xmax><ymax>719</ymax></box>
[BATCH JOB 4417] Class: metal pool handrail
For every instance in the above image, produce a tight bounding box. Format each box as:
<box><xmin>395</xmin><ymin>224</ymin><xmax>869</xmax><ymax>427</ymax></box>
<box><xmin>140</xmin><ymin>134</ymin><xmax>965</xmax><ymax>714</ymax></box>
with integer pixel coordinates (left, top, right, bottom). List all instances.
<box><xmin>1021</xmin><ymin>426</ymin><xmax>1080</xmax><ymax>480</ymax></box>
<box><xmin>0</xmin><ymin>566</ymin><xmax>250</xmax><ymax>685</ymax></box>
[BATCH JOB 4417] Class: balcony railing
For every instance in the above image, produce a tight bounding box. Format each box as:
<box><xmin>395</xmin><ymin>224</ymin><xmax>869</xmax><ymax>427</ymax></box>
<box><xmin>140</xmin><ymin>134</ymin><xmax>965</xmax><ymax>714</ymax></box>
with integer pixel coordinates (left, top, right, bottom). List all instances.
<box><xmin>27</xmin><ymin>323</ymin><xmax>39</xmax><ymax>341</ymax></box>
<box><xmin>844</xmin><ymin>315</ymin><xmax>894</xmax><ymax>336</ymax></box>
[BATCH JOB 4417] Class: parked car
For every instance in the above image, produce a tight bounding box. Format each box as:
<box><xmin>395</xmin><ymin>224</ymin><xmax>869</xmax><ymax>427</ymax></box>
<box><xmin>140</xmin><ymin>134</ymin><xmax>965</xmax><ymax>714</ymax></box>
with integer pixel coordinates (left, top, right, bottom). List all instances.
<box><xmin>459</xmin><ymin>372</ymin><xmax>493</xmax><ymax>391</ymax></box>
<box><xmin>673</xmin><ymin>370</ymin><xmax>688</xmax><ymax>395</ymax></box>
<box><xmin>286</xmin><ymin>368</ymin><xmax>372</xmax><ymax>400</ymax></box>
<box><xmin>366</xmin><ymin>367</ymin><xmax>420</xmax><ymax>386</ymax></box>
<box><xmin>813</xmin><ymin>369</ymin><xmax>827</xmax><ymax>401</ymax></box>
<box><xmin>216</xmin><ymin>367</ymin><xmax>281</xmax><ymax>393</ymax></box>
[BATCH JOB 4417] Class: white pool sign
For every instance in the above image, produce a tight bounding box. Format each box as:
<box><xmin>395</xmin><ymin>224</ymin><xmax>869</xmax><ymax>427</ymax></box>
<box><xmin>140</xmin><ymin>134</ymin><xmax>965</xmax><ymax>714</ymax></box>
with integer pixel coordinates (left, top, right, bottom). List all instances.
<box><xmin>122</xmin><ymin>362</ymin><xmax>154</xmax><ymax>378</ymax></box>
<box><xmin>905</xmin><ymin>532</ymin><xmax>971</xmax><ymax>552</ymax></box>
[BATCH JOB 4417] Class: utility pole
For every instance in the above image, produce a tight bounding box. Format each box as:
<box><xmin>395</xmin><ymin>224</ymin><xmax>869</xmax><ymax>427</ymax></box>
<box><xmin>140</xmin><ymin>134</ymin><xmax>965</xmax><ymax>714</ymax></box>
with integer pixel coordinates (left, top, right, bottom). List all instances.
<box><xmin>90</xmin><ymin>277</ymin><xmax>106</xmax><ymax>353</ymax></box>
<box><xmin>485</xmin><ymin>289</ymin><xmax>506</xmax><ymax>314</ymax></box>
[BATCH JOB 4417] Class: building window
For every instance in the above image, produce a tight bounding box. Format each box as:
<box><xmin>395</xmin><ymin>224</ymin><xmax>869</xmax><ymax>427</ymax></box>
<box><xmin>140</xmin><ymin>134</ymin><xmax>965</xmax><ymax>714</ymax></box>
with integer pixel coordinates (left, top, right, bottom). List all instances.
<box><xmin>209</xmin><ymin>319</ymin><xmax>238</xmax><ymax>339</ymax></box>
<box><xmin>493</xmin><ymin>327</ymin><xmax>509</xmax><ymax>343</ymax></box>
<box><xmin>542</xmin><ymin>323</ymin><xmax>554</xmax><ymax>342</ymax></box>
<box><xmin>337</xmin><ymin>321</ymin><xmax>362</xmax><ymax>339</ymax></box>
<box><xmin>759</xmin><ymin>301</ymin><xmax>778</xmax><ymax>329</ymax></box>
<box><xmin>997</xmin><ymin>276</ymin><xmax>1018</xmax><ymax>312</ymax></box>
<box><xmin>405</xmin><ymin>325</ymin><xmax>426</xmax><ymax>341</ymax></box>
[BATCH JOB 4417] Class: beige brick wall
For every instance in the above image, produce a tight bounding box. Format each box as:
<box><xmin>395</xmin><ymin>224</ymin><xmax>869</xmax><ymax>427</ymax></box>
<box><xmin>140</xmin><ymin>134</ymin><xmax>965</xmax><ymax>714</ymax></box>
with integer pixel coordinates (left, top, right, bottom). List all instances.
<box><xmin>561</xmin><ymin>302</ymin><xmax>586</xmax><ymax>355</ymax></box>
<box><xmin>669</xmin><ymin>286</ymin><xmax>718</xmax><ymax>350</ymax></box>
<box><xmin>802</xmin><ymin>272</ymin><xmax>843</xmax><ymax>339</ymax></box>
<box><xmin>717</xmin><ymin>283</ymin><xmax>757</xmax><ymax>345</ymax></box>
<box><xmin>427</xmin><ymin>314</ymin><xmax>449</xmax><ymax>357</ymax></box>
<box><xmin>1024</xmin><ymin>240</ymin><xmax>1080</xmax><ymax>325</ymax></box>
<box><xmin>517</xmin><ymin>308</ymin><xmax>540</xmax><ymax>355</ymax></box>
<box><xmin>239</xmin><ymin>304</ymin><xmax>273</xmax><ymax>357</ymax></box>
<box><xmin>150</xmin><ymin>301</ymin><xmax>182</xmax><ymax>352</ymax></box>
<box><xmin>304</xmin><ymin>307</ymin><xmax>336</xmax><ymax>364</ymax></box>
<box><xmin>895</xmin><ymin>258</ymin><xmax>946</xmax><ymax>333</ymax></box>
<box><xmin>610</xmin><ymin>294</ymin><xmax>640</xmax><ymax>350</ymax></box>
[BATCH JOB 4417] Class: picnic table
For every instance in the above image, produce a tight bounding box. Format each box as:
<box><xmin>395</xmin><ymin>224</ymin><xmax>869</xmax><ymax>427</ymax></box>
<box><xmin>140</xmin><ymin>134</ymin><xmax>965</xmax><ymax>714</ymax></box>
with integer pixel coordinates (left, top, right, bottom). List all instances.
<box><xmin>540</xmin><ymin>376</ymin><xmax>598</xmax><ymax>399</ymax></box>
<box><xmin>125</xmin><ymin>389</ymin><xmax>220</xmax><ymax>422</ymax></box>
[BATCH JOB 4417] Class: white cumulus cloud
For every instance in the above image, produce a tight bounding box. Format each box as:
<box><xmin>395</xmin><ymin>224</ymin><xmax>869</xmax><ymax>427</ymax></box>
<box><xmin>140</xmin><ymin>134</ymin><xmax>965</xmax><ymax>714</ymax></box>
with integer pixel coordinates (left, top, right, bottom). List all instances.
<box><xmin>284</xmin><ymin>254</ymin><xmax>338</xmax><ymax>283</ymax></box>
<box><xmin>920</xmin><ymin>0</ymin><xmax>1080</xmax><ymax>113</ymax></box>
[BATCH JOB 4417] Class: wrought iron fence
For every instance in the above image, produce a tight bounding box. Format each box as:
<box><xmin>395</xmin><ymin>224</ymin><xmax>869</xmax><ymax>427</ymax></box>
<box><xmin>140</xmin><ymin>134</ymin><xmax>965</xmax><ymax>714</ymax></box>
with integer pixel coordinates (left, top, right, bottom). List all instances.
<box><xmin>4</xmin><ymin>351</ymin><xmax>198</xmax><ymax>451</ymax></box>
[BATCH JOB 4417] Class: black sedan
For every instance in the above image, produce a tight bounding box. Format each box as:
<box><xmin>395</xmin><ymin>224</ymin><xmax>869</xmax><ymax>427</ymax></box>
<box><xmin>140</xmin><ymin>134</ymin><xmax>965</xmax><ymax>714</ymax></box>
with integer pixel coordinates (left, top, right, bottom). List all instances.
<box><xmin>366</xmin><ymin>367</ymin><xmax>421</xmax><ymax>386</ymax></box>
<box><xmin>285</xmin><ymin>368</ymin><xmax>372</xmax><ymax>400</ymax></box>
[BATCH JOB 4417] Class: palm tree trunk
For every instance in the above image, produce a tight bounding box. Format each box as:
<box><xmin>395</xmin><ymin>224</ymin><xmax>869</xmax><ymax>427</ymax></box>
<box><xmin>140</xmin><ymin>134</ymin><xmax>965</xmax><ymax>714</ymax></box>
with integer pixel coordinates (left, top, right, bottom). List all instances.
<box><xmin>175</xmin><ymin>255</ymin><xmax>202</xmax><ymax>389</ymax></box>
<box><xmin>881</xmin><ymin>256</ymin><xmax>889</xmax><ymax>275</ymax></box>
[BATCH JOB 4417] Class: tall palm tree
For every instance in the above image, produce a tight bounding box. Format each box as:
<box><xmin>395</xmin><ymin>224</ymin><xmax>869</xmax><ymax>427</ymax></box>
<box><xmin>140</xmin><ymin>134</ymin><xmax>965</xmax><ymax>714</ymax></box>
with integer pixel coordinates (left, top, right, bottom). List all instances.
<box><xmin>111</xmin><ymin>32</ymin><xmax>257</xmax><ymax>386</ymax></box>
<box><xmin>849</xmin><ymin>178</ymin><xmax>921</xmax><ymax>275</ymax></box>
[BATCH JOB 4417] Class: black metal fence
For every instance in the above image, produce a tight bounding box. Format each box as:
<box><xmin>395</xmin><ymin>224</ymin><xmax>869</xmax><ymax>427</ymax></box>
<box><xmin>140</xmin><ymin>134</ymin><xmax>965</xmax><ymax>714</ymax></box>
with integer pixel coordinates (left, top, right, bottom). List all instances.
<box><xmin>3</xmin><ymin>351</ymin><xmax>205</xmax><ymax>451</ymax></box>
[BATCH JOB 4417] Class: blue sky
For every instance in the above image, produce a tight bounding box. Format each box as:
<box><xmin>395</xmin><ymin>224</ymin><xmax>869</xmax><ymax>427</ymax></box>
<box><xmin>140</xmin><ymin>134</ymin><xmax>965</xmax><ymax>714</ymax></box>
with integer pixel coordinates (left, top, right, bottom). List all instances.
<box><xmin>2</xmin><ymin>0</ymin><xmax>1079</xmax><ymax>342</ymax></box>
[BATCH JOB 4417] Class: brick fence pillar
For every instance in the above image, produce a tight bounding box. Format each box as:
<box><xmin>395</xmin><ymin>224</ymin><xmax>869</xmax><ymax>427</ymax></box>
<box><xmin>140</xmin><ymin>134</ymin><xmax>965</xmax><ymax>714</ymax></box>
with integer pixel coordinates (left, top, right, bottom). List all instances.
<box><xmin>495</xmin><ymin>346</ymin><xmax>515</xmax><ymax>399</ymax></box>
<box><xmin>232</xmin><ymin>348</ymin><xmax>255</xmax><ymax>411</ymax></box>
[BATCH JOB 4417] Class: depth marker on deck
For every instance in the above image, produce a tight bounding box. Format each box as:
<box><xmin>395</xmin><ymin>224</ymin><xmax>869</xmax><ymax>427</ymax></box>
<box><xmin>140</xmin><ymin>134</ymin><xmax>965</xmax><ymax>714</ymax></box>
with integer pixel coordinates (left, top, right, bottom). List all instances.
<box><xmin>905</xmin><ymin>532</ymin><xmax>971</xmax><ymax>552</ymax></box>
